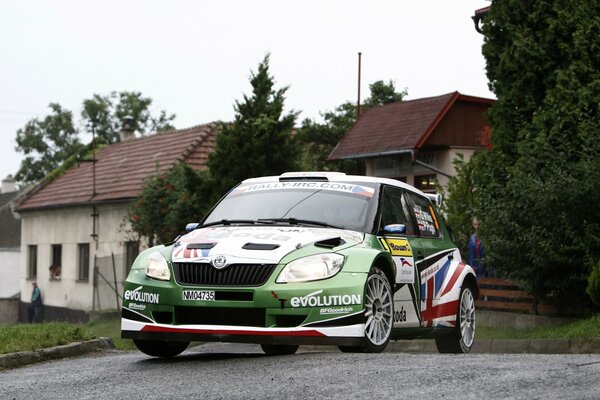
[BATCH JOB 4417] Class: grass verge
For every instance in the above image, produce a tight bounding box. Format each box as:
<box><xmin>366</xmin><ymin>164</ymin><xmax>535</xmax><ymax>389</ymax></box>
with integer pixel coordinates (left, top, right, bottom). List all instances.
<box><xmin>476</xmin><ymin>314</ymin><xmax>600</xmax><ymax>340</ymax></box>
<box><xmin>0</xmin><ymin>322</ymin><xmax>94</xmax><ymax>355</ymax></box>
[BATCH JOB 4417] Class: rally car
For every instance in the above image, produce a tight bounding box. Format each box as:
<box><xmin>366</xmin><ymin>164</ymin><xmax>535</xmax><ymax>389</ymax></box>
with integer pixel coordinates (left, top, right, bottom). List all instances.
<box><xmin>121</xmin><ymin>172</ymin><xmax>478</xmax><ymax>356</ymax></box>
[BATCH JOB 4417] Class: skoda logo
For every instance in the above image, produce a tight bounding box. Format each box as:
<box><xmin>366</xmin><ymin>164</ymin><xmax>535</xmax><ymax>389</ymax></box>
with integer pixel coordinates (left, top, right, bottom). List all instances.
<box><xmin>212</xmin><ymin>255</ymin><xmax>228</xmax><ymax>269</ymax></box>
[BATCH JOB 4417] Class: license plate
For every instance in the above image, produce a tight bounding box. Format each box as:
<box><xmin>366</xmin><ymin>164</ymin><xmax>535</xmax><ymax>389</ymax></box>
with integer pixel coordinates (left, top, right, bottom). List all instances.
<box><xmin>182</xmin><ymin>290</ymin><xmax>215</xmax><ymax>301</ymax></box>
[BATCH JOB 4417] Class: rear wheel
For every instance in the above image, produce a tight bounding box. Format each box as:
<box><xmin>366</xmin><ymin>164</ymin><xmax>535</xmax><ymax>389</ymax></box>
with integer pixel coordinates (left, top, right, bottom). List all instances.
<box><xmin>338</xmin><ymin>266</ymin><xmax>393</xmax><ymax>353</ymax></box>
<box><xmin>434</xmin><ymin>283</ymin><xmax>476</xmax><ymax>353</ymax></box>
<box><xmin>133</xmin><ymin>339</ymin><xmax>189</xmax><ymax>358</ymax></box>
<box><xmin>260</xmin><ymin>344</ymin><xmax>299</xmax><ymax>356</ymax></box>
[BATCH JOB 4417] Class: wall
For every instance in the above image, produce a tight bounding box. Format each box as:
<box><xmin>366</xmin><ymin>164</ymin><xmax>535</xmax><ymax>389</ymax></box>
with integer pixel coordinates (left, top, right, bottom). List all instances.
<box><xmin>365</xmin><ymin>148</ymin><xmax>476</xmax><ymax>190</ymax></box>
<box><xmin>0</xmin><ymin>298</ymin><xmax>19</xmax><ymax>324</ymax></box>
<box><xmin>0</xmin><ymin>248</ymin><xmax>20</xmax><ymax>298</ymax></box>
<box><xmin>19</xmin><ymin>202</ymin><xmax>136</xmax><ymax>320</ymax></box>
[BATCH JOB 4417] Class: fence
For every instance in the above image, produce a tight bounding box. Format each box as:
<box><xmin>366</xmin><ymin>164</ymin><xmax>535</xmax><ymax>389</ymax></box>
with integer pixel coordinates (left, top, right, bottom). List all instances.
<box><xmin>92</xmin><ymin>253</ymin><xmax>126</xmax><ymax>312</ymax></box>
<box><xmin>476</xmin><ymin>277</ymin><xmax>557</xmax><ymax>315</ymax></box>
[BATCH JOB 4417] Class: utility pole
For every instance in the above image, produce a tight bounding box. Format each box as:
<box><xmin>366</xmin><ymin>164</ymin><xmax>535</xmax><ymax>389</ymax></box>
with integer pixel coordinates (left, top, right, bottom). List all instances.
<box><xmin>357</xmin><ymin>52</ymin><xmax>362</xmax><ymax>119</ymax></box>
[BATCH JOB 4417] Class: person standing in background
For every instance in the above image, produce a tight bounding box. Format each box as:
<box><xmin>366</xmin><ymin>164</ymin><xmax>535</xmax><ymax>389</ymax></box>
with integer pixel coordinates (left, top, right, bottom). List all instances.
<box><xmin>29</xmin><ymin>281</ymin><xmax>43</xmax><ymax>323</ymax></box>
<box><xmin>468</xmin><ymin>217</ymin><xmax>486</xmax><ymax>277</ymax></box>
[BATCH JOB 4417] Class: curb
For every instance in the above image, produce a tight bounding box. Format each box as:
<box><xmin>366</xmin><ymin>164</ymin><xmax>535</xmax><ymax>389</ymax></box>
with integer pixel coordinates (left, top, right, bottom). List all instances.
<box><xmin>0</xmin><ymin>337</ymin><xmax>114</xmax><ymax>370</ymax></box>
<box><xmin>383</xmin><ymin>338</ymin><xmax>600</xmax><ymax>354</ymax></box>
<box><xmin>1</xmin><ymin>337</ymin><xmax>599</xmax><ymax>370</ymax></box>
<box><xmin>300</xmin><ymin>338</ymin><xmax>600</xmax><ymax>354</ymax></box>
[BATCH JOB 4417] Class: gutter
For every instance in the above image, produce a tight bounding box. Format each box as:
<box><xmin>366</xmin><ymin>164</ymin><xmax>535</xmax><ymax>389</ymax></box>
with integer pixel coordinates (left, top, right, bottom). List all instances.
<box><xmin>334</xmin><ymin>148</ymin><xmax>452</xmax><ymax>179</ymax></box>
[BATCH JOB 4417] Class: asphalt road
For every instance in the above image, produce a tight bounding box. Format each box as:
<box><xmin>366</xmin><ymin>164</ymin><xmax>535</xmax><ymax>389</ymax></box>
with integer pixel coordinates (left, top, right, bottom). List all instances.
<box><xmin>1</xmin><ymin>343</ymin><xmax>600</xmax><ymax>400</ymax></box>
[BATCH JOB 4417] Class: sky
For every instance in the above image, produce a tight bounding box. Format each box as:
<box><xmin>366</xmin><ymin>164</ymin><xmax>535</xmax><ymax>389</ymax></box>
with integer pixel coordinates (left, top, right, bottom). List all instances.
<box><xmin>0</xmin><ymin>0</ymin><xmax>493</xmax><ymax>182</ymax></box>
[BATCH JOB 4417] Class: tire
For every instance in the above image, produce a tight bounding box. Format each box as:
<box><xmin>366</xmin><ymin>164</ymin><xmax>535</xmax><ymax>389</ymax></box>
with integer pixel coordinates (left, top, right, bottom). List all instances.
<box><xmin>260</xmin><ymin>344</ymin><xmax>299</xmax><ymax>356</ymax></box>
<box><xmin>133</xmin><ymin>339</ymin><xmax>190</xmax><ymax>358</ymax></box>
<box><xmin>338</xmin><ymin>266</ymin><xmax>393</xmax><ymax>353</ymax></box>
<box><xmin>434</xmin><ymin>283</ymin><xmax>476</xmax><ymax>354</ymax></box>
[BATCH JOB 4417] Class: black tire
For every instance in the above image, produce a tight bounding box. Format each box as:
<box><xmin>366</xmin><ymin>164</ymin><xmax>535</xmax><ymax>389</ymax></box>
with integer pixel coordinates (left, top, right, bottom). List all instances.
<box><xmin>260</xmin><ymin>344</ymin><xmax>299</xmax><ymax>356</ymax></box>
<box><xmin>337</xmin><ymin>345</ymin><xmax>362</xmax><ymax>353</ymax></box>
<box><xmin>339</xmin><ymin>266</ymin><xmax>394</xmax><ymax>353</ymax></box>
<box><xmin>133</xmin><ymin>339</ymin><xmax>190</xmax><ymax>358</ymax></box>
<box><xmin>434</xmin><ymin>283</ymin><xmax>476</xmax><ymax>354</ymax></box>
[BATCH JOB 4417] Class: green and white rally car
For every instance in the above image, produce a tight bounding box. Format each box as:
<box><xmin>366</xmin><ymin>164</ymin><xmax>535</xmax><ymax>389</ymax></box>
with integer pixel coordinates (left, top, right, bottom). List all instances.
<box><xmin>121</xmin><ymin>172</ymin><xmax>478</xmax><ymax>356</ymax></box>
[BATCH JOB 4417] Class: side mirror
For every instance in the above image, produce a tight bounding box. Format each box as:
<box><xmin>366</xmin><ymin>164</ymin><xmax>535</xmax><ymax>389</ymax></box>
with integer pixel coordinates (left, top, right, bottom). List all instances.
<box><xmin>383</xmin><ymin>224</ymin><xmax>406</xmax><ymax>234</ymax></box>
<box><xmin>185</xmin><ymin>223</ymin><xmax>199</xmax><ymax>232</ymax></box>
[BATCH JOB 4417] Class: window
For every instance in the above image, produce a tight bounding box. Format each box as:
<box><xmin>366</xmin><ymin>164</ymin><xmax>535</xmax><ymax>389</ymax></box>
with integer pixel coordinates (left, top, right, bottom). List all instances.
<box><xmin>78</xmin><ymin>243</ymin><xmax>90</xmax><ymax>281</ymax></box>
<box><xmin>414</xmin><ymin>174</ymin><xmax>437</xmax><ymax>193</ymax></box>
<box><xmin>50</xmin><ymin>244</ymin><xmax>62</xmax><ymax>279</ymax></box>
<box><xmin>379</xmin><ymin>186</ymin><xmax>416</xmax><ymax>235</ymax></box>
<box><xmin>125</xmin><ymin>241</ymin><xmax>140</xmax><ymax>276</ymax></box>
<box><xmin>27</xmin><ymin>245</ymin><xmax>37</xmax><ymax>279</ymax></box>
<box><xmin>407</xmin><ymin>193</ymin><xmax>440</xmax><ymax>238</ymax></box>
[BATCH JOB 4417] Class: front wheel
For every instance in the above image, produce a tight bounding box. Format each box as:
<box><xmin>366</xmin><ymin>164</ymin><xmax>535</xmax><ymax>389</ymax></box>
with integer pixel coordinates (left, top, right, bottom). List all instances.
<box><xmin>133</xmin><ymin>339</ymin><xmax>189</xmax><ymax>358</ymax></box>
<box><xmin>339</xmin><ymin>266</ymin><xmax>393</xmax><ymax>353</ymax></box>
<box><xmin>261</xmin><ymin>344</ymin><xmax>299</xmax><ymax>356</ymax></box>
<box><xmin>434</xmin><ymin>283</ymin><xmax>476</xmax><ymax>353</ymax></box>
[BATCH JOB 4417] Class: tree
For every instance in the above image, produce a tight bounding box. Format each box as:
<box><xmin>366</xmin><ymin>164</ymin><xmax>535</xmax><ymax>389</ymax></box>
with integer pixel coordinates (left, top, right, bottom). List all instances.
<box><xmin>129</xmin><ymin>163</ymin><xmax>211</xmax><ymax>246</ymax></box>
<box><xmin>462</xmin><ymin>0</ymin><xmax>600</xmax><ymax>313</ymax></box>
<box><xmin>439</xmin><ymin>153</ymin><xmax>483</xmax><ymax>256</ymax></box>
<box><xmin>81</xmin><ymin>91</ymin><xmax>176</xmax><ymax>144</ymax></box>
<box><xmin>14</xmin><ymin>92</ymin><xmax>176</xmax><ymax>185</ymax></box>
<box><xmin>295</xmin><ymin>80</ymin><xmax>407</xmax><ymax>172</ymax></box>
<box><xmin>207</xmin><ymin>54</ymin><xmax>299</xmax><ymax>198</ymax></box>
<box><xmin>14</xmin><ymin>103</ymin><xmax>84</xmax><ymax>185</ymax></box>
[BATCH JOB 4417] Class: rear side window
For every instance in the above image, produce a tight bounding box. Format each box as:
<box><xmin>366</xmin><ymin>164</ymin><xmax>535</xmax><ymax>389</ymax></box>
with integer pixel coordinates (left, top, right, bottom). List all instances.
<box><xmin>406</xmin><ymin>193</ymin><xmax>440</xmax><ymax>238</ymax></box>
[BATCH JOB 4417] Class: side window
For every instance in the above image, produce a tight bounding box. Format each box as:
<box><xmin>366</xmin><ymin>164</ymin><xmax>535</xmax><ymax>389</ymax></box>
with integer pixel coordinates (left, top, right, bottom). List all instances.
<box><xmin>28</xmin><ymin>245</ymin><xmax>38</xmax><ymax>279</ymax></box>
<box><xmin>125</xmin><ymin>241</ymin><xmax>140</xmax><ymax>276</ymax></box>
<box><xmin>379</xmin><ymin>186</ymin><xmax>416</xmax><ymax>235</ymax></box>
<box><xmin>407</xmin><ymin>193</ymin><xmax>440</xmax><ymax>238</ymax></box>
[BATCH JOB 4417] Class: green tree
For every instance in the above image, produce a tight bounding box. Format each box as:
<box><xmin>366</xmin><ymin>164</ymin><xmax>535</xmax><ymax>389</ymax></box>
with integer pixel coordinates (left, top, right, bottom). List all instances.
<box><xmin>467</xmin><ymin>0</ymin><xmax>600</xmax><ymax>313</ymax></box>
<box><xmin>15</xmin><ymin>92</ymin><xmax>176</xmax><ymax>186</ymax></box>
<box><xmin>14</xmin><ymin>103</ymin><xmax>84</xmax><ymax>185</ymax></box>
<box><xmin>439</xmin><ymin>153</ymin><xmax>485</xmax><ymax>256</ymax></box>
<box><xmin>295</xmin><ymin>80</ymin><xmax>407</xmax><ymax>172</ymax></box>
<box><xmin>129</xmin><ymin>163</ymin><xmax>211</xmax><ymax>246</ymax></box>
<box><xmin>207</xmin><ymin>54</ymin><xmax>299</xmax><ymax>198</ymax></box>
<box><xmin>82</xmin><ymin>91</ymin><xmax>176</xmax><ymax>144</ymax></box>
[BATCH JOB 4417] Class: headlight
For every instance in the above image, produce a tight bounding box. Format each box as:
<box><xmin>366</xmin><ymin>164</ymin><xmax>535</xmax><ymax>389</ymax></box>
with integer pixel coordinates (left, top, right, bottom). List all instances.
<box><xmin>276</xmin><ymin>253</ymin><xmax>344</xmax><ymax>283</ymax></box>
<box><xmin>145</xmin><ymin>251</ymin><xmax>171</xmax><ymax>281</ymax></box>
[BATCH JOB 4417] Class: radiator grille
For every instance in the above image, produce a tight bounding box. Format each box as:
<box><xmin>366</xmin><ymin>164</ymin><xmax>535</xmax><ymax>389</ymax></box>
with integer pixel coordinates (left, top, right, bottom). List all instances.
<box><xmin>174</xmin><ymin>306</ymin><xmax>265</xmax><ymax>327</ymax></box>
<box><xmin>173</xmin><ymin>263</ymin><xmax>276</xmax><ymax>286</ymax></box>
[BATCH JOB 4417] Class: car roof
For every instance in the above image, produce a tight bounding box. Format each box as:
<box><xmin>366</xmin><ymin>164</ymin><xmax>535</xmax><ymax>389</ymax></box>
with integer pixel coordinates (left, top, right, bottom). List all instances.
<box><xmin>241</xmin><ymin>172</ymin><xmax>428</xmax><ymax>198</ymax></box>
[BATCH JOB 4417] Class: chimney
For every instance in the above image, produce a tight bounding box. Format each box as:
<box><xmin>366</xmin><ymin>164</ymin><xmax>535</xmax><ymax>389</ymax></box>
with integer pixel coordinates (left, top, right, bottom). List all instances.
<box><xmin>119</xmin><ymin>115</ymin><xmax>136</xmax><ymax>142</ymax></box>
<box><xmin>1</xmin><ymin>175</ymin><xmax>16</xmax><ymax>193</ymax></box>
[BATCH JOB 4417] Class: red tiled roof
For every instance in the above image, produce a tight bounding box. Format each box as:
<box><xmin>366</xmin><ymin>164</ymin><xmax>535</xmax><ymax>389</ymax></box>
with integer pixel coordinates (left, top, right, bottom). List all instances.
<box><xmin>328</xmin><ymin>92</ymin><xmax>493</xmax><ymax>160</ymax></box>
<box><xmin>17</xmin><ymin>123</ymin><xmax>219</xmax><ymax>211</ymax></box>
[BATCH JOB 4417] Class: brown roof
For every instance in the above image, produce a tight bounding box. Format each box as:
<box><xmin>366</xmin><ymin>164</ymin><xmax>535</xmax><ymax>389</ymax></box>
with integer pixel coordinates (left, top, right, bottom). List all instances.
<box><xmin>328</xmin><ymin>92</ymin><xmax>494</xmax><ymax>160</ymax></box>
<box><xmin>17</xmin><ymin>123</ymin><xmax>219</xmax><ymax>211</ymax></box>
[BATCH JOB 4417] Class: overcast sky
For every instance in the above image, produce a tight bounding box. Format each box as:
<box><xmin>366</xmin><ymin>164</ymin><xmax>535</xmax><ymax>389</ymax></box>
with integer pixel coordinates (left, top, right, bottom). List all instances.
<box><xmin>0</xmin><ymin>0</ymin><xmax>493</xmax><ymax>182</ymax></box>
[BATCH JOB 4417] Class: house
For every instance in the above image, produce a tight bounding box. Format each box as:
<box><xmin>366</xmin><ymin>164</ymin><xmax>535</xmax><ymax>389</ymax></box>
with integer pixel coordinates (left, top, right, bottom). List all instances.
<box><xmin>0</xmin><ymin>175</ymin><xmax>21</xmax><ymax>323</ymax></box>
<box><xmin>328</xmin><ymin>92</ymin><xmax>494</xmax><ymax>192</ymax></box>
<box><xmin>15</xmin><ymin>123</ymin><xmax>219</xmax><ymax>322</ymax></box>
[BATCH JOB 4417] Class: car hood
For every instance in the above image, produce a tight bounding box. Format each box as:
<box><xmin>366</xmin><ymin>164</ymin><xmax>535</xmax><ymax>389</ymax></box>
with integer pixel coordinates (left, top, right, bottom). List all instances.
<box><xmin>171</xmin><ymin>225</ymin><xmax>364</xmax><ymax>265</ymax></box>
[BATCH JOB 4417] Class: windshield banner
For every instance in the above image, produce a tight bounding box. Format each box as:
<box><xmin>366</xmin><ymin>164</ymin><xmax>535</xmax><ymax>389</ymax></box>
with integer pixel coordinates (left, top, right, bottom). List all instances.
<box><xmin>232</xmin><ymin>182</ymin><xmax>375</xmax><ymax>198</ymax></box>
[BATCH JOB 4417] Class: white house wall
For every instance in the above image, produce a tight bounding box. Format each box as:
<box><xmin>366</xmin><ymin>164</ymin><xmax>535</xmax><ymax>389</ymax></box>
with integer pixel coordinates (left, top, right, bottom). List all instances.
<box><xmin>20</xmin><ymin>203</ymin><xmax>134</xmax><ymax>313</ymax></box>
<box><xmin>365</xmin><ymin>148</ymin><xmax>476</xmax><ymax>189</ymax></box>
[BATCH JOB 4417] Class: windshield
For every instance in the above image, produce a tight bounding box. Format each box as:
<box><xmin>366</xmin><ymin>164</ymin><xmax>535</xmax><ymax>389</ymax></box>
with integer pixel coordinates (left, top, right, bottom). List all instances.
<box><xmin>204</xmin><ymin>181</ymin><xmax>378</xmax><ymax>232</ymax></box>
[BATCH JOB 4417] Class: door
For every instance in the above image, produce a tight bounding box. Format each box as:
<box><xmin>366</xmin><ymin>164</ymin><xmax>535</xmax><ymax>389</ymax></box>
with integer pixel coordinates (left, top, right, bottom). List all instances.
<box><xmin>378</xmin><ymin>186</ymin><xmax>422</xmax><ymax>328</ymax></box>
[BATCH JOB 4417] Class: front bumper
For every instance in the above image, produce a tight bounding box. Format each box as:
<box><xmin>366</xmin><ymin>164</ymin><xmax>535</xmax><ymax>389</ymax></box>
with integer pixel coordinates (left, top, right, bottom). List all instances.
<box><xmin>121</xmin><ymin>318</ymin><xmax>365</xmax><ymax>346</ymax></box>
<box><xmin>120</xmin><ymin>270</ymin><xmax>368</xmax><ymax>346</ymax></box>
